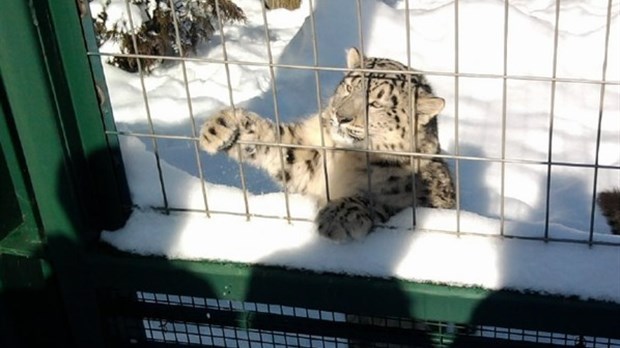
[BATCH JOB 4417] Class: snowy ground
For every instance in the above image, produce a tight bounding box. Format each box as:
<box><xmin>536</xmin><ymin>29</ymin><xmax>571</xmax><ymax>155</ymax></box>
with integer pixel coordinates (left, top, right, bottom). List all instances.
<box><xmin>94</xmin><ymin>0</ymin><xmax>620</xmax><ymax>303</ymax></box>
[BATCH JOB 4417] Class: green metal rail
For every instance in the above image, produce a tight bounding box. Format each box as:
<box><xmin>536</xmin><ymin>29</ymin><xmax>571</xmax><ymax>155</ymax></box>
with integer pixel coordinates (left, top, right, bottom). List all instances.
<box><xmin>1</xmin><ymin>0</ymin><xmax>619</xmax><ymax>347</ymax></box>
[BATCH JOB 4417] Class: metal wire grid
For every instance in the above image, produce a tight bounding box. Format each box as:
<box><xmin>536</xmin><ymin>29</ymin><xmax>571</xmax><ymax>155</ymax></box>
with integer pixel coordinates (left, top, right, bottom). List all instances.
<box><xmin>115</xmin><ymin>289</ymin><xmax>433</xmax><ymax>347</ymax></box>
<box><xmin>473</xmin><ymin>326</ymin><xmax>620</xmax><ymax>348</ymax></box>
<box><xmin>140</xmin><ymin>321</ymin><xmax>350</xmax><ymax>348</ymax></box>
<box><xmin>95</xmin><ymin>290</ymin><xmax>620</xmax><ymax>347</ymax></box>
<box><xmin>87</xmin><ymin>0</ymin><xmax>620</xmax><ymax>246</ymax></box>
<box><xmin>134</xmin><ymin>291</ymin><xmax>350</xmax><ymax>322</ymax></box>
<box><xmin>101</xmin><ymin>290</ymin><xmax>424</xmax><ymax>347</ymax></box>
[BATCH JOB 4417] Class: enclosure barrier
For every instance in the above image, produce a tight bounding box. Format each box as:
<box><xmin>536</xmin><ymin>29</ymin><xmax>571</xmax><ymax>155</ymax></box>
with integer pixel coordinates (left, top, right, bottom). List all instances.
<box><xmin>1</xmin><ymin>0</ymin><xmax>620</xmax><ymax>347</ymax></box>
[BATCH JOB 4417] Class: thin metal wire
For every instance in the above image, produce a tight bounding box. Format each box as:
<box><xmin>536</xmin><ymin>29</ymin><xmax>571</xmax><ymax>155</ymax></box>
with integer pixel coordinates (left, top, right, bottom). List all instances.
<box><xmin>588</xmin><ymin>0</ymin><xmax>613</xmax><ymax>245</ymax></box>
<box><xmin>213</xmin><ymin>0</ymin><xmax>236</xmax><ymax>108</ymax></box>
<box><xmin>227</xmin><ymin>299</ymin><xmax>242</xmax><ymax>345</ymax></box>
<box><xmin>213</xmin><ymin>0</ymin><xmax>251</xmax><ymax>221</ymax></box>
<box><xmin>106</xmin><ymin>129</ymin><xmax>620</xmax><ymax>171</ymax></box>
<box><xmin>404</xmin><ymin>0</ymin><xmax>418</xmax><ymax>230</ymax></box>
<box><xmin>236</xmin><ymin>144</ymin><xmax>251</xmax><ymax>221</ymax></box>
<box><xmin>167</xmin><ymin>0</ymin><xmax>211</xmax><ymax>218</ymax></box>
<box><xmin>182</xmin><ymin>207</ymin><xmax>620</xmax><ymax>248</ymax></box>
<box><xmin>122</xmin><ymin>0</ymin><xmax>169</xmax><ymax>213</ymax></box>
<box><xmin>259</xmin><ymin>1</ymin><xmax>293</xmax><ymax>224</ymax></box>
<box><xmin>499</xmin><ymin>0</ymin><xmax>510</xmax><ymax>237</ymax></box>
<box><xmin>355</xmin><ymin>0</ymin><xmax>374</xmax><ymax>223</ymax></box>
<box><xmin>307</xmin><ymin>0</ymin><xmax>331</xmax><ymax>204</ymax></box>
<box><xmin>543</xmin><ymin>0</ymin><xmax>561</xmax><ymax>241</ymax></box>
<box><xmin>453</xmin><ymin>0</ymin><xmax>461</xmax><ymax>236</ymax></box>
<box><xmin>89</xmin><ymin>51</ymin><xmax>620</xmax><ymax>86</ymax></box>
<box><xmin>107</xmin><ymin>130</ymin><xmax>196</xmax><ymax>141</ymax></box>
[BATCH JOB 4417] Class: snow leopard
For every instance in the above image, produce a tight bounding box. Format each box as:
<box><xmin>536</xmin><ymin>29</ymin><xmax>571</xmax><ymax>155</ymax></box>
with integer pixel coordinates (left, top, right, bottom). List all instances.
<box><xmin>200</xmin><ymin>48</ymin><xmax>455</xmax><ymax>241</ymax></box>
<box><xmin>597</xmin><ymin>188</ymin><xmax>620</xmax><ymax>235</ymax></box>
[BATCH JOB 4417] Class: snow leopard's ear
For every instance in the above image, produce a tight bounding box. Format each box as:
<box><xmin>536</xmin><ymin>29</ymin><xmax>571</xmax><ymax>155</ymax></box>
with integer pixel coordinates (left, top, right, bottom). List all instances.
<box><xmin>346</xmin><ymin>47</ymin><xmax>363</xmax><ymax>69</ymax></box>
<box><xmin>416</xmin><ymin>95</ymin><xmax>445</xmax><ymax>124</ymax></box>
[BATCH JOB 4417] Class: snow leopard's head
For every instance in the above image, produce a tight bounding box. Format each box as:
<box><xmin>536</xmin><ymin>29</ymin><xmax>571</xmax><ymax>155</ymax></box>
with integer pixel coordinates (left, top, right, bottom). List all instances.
<box><xmin>325</xmin><ymin>48</ymin><xmax>444</xmax><ymax>153</ymax></box>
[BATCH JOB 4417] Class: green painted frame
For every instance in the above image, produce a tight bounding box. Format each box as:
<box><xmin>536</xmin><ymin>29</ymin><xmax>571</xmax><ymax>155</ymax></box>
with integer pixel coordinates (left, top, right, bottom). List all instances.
<box><xmin>91</xmin><ymin>250</ymin><xmax>620</xmax><ymax>341</ymax></box>
<box><xmin>0</xmin><ymin>0</ymin><xmax>130</xmax><ymax>345</ymax></box>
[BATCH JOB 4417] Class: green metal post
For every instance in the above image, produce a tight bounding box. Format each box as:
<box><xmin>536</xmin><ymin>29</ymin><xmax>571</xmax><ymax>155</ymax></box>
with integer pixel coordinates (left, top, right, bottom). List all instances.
<box><xmin>40</xmin><ymin>0</ymin><xmax>132</xmax><ymax>232</ymax></box>
<box><xmin>0</xmin><ymin>0</ymin><xmax>134</xmax><ymax>345</ymax></box>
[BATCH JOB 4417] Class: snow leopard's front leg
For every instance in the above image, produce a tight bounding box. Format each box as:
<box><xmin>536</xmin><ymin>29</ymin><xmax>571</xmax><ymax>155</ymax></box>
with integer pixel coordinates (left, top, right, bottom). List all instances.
<box><xmin>316</xmin><ymin>196</ymin><xmax>390</xmax><ymax>242</ymax></box>
<box><xmin>199</xmin><ymin>108</ymin><xmax>306</xmax><ymax>187</ymax></box>
<box><xmin>418</xmin><ymin>159</ymin><xmax>456</xmax><ymax>209</ymax></box>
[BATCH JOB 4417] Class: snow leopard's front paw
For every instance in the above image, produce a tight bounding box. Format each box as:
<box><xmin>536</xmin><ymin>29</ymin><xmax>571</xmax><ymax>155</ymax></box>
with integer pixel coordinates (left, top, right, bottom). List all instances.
<box><xmin>419</xmin><ymin>160</ymin><xmax>456</xmax><ymax>209</ymax></box>
<box><xmin>316</xmin><ymin>197</ymin><xmax>374</xmax><ymax>242</ymax></box>
<box><xmin>199</xmin><ymin>108</ymin><xmax>242</xmax><ymax>154</ymax></box>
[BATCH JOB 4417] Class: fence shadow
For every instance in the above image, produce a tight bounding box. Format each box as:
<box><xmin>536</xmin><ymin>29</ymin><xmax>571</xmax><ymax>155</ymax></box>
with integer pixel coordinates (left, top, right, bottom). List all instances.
<box><xmin>47</xmin><ymin>146</ymin><xmax>435</xmax><ymax>346</ymax></box>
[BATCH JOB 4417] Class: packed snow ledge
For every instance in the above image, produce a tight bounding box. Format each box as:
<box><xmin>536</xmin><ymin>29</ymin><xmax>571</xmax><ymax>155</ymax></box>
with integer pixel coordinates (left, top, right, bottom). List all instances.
<box><xmin>96</xmin><ymin>0</ymin><xmax>620</xmax><ymax>303</ymax></box>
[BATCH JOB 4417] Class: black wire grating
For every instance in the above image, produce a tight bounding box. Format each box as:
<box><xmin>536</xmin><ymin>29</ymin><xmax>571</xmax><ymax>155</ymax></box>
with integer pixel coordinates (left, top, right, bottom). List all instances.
<box><xmin>141</xmin><ymin>319</ymin><xmax>350</xmax><ymax>348</ymax></box>
<box><xmin>97</xmin><ymin>290</ymin><xmax>620</xmax><ymax>348</ymax></box>
<box><xmin>473</xmin><ymin>326</ymin><xmax>620</xmax><ymax>348</ymax></box>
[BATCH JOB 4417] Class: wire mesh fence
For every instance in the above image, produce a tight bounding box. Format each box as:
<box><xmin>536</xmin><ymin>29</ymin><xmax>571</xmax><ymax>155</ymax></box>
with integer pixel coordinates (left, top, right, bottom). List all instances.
<box><xmin>98</xmin><ymin>289</ymin><xmax>620</xmax><ymax>347</ymax></box>
<box><xmin>83</xmin><ymin>0</ymin><xmax>620</xmax><ymax>344</ymax></box>
<box><xmin>86</xmin><ymin>0</ymin><xmax>620</xmax><ymax>247</ymax></box>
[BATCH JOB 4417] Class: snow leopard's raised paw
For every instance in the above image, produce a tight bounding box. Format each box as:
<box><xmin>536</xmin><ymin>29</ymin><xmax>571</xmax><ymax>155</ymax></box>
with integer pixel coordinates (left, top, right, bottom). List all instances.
<box><xmin>199</xmin><ymin>108</ymin><xmax>242</xmax><ymax>154</ymax></box>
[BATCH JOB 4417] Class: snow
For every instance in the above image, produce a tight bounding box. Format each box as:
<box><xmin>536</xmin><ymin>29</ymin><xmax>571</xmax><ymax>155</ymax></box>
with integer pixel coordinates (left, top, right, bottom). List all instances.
<box><xmin>96</xmin><ymin>0</ymin><xmax>620</xmax><ymax>303</ymax></box>
<box><xmin>92</xmin><ymin>0</ymin><xmax>146</xmax><ymax>34</ymax></box>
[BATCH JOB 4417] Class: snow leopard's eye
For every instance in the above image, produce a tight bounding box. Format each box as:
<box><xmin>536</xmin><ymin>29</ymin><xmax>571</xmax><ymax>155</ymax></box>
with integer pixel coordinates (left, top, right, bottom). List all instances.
<box><xmin>345</xmin><ymin>84</ymin><xmax>353</xmax><ymax>93</ymax></box>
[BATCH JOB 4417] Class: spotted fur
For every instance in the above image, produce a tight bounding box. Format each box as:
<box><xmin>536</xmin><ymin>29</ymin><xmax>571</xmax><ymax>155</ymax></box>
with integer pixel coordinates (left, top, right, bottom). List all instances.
<box><xmin>597</xmin><ymin>189</ymin><xmax>620</xmax><ymax>235</ymax></box>
<box><xmin>200</xmin><ymin>48</ymin><xmax>455</xmax><ymax>241</ymax></box>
